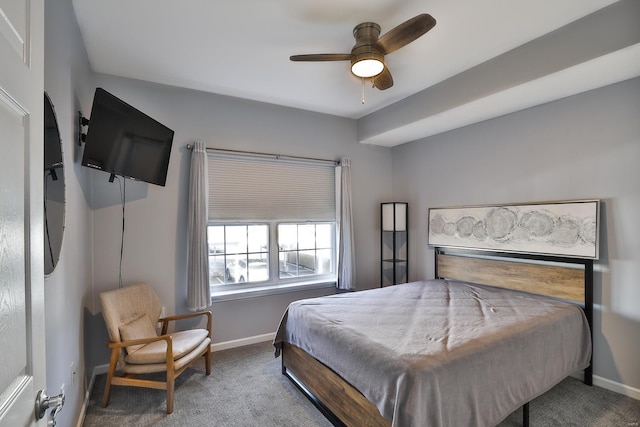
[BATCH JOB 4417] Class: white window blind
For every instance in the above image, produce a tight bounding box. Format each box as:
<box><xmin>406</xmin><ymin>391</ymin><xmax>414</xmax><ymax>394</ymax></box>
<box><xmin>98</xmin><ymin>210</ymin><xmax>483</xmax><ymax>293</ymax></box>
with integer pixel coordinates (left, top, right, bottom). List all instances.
<box><xmin>208</xmin><ymin>153</ymin><xmax>336</xmax><ymax>222</ymax></box>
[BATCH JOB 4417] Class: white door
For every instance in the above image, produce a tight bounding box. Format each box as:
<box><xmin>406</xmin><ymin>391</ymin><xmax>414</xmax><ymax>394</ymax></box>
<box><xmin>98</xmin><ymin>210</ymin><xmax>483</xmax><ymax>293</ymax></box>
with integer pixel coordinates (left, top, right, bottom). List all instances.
<box><xmin>0</xmin><ymin>0</ymin><xmax>47</xmax><ymax>426</ymax></box>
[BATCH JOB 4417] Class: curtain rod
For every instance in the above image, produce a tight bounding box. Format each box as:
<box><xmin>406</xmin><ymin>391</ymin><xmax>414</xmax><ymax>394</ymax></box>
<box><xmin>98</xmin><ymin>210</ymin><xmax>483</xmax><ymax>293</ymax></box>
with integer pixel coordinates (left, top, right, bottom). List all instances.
<box><xmin>185</xmin><ymin>144</ymin><xmax>340</xmax><ymax>166</ymax></box>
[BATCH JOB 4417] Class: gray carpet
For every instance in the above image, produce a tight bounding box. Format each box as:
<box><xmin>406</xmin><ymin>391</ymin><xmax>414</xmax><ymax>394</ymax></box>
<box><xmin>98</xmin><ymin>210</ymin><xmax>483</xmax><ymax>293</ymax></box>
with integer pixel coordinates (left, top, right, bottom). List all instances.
<box><xmin>83</xmin><ymin>341</ymin><xmax>639</xmax><ymax>426</ymax></box>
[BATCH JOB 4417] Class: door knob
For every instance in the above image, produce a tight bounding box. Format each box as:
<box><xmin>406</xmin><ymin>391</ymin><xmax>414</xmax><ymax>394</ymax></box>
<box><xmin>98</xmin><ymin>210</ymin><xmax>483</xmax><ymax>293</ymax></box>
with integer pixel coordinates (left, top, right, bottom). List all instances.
<box><xmin>35</xmin><ymin>388</ymin><xmax>65</xmax><ymax>426</ymax></box>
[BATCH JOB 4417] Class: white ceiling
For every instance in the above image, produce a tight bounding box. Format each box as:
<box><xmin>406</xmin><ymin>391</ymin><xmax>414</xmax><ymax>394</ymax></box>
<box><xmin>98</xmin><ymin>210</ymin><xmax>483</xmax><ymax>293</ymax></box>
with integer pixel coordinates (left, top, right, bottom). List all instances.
<box><xmin>71</xmin><ymin>0</ymin><xmax>639</xmax><ymax>146</ymax></box>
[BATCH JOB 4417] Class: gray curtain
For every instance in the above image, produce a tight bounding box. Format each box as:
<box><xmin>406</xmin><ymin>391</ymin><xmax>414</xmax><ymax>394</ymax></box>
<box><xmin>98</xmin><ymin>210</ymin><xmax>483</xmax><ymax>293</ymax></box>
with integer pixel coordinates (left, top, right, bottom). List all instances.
<box><xmin>187</xmin><ymin>141</ymin><xmax>210</xmax><ymax>311</ymax></box>
<box><xmin>338</xmin><ymin>158</ymin><xmax>356</xmax><ymax>290</ymax></box>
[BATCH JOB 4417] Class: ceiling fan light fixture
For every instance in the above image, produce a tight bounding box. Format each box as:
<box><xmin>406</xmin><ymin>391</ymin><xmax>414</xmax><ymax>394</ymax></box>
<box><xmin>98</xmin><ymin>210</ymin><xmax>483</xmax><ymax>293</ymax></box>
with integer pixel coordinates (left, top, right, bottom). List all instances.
<box><xmin>350</xmin><ymin>49</ymin><xmax>384</xmax><ymax>78</ymax></box>
<box><xmin>351</xmin><ymin>58</ymin><xmax>384</xmax><ymax>78</ymax></box>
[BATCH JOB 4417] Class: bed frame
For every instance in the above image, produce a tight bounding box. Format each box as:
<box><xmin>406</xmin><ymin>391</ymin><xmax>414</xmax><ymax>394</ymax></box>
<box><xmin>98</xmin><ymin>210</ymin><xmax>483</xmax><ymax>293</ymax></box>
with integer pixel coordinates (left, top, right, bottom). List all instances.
<box><xmin>281</xmin><ymin>247</ymin><xmax>594</xmax><ymax>426</ymax></box>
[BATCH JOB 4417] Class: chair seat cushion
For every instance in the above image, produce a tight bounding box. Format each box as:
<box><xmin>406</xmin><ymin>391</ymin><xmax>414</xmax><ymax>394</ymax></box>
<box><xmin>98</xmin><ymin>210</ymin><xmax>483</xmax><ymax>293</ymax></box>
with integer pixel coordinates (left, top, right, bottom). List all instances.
<box><xmin>125</xmin><ymin>329</ymin><xmax>209</xmax><ymax>365</ymax></box>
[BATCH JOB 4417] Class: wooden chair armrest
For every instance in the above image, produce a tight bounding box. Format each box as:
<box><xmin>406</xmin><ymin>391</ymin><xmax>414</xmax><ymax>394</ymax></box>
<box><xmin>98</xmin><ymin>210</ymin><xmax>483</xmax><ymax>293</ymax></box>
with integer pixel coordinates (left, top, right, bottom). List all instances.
<box><xmin>159</xmin><ymin>311</ymin><xmax>212</xmax><ymax>337</ymax></box>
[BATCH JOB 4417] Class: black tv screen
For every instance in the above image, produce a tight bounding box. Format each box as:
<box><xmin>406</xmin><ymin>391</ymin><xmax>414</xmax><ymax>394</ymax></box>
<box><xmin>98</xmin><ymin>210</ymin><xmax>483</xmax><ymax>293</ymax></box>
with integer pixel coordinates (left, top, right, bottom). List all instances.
<box><xmin>81</xmin><ymin>88</ymin><xmax>174</xmax><ymax>186</ymax></box>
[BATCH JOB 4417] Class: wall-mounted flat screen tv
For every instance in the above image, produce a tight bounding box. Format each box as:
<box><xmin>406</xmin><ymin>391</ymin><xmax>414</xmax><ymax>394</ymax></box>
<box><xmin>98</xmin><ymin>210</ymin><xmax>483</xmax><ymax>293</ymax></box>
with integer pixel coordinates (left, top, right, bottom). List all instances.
<box><xmin>81</xmin><ymin>88</ymin><xmax>174</xmax><ymax>186</ymax></box>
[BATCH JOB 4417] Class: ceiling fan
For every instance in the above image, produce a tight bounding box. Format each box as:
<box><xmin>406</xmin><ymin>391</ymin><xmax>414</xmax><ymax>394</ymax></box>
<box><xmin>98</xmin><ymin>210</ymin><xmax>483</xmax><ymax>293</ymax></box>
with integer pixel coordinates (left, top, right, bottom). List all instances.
<box><xmin>290</xmin><ymin>14</ymin><xmax>436</xmax><ymax>90</ymax></box>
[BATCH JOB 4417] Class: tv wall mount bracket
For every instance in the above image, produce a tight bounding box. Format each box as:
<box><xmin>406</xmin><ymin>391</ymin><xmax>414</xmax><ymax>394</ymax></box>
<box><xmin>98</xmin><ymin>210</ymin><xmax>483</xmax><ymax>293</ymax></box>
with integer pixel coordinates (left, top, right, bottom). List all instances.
<box><xmin>78</xmin><ymin>111</ymin><xmax>89</xmax><ymax>146</ymax></box>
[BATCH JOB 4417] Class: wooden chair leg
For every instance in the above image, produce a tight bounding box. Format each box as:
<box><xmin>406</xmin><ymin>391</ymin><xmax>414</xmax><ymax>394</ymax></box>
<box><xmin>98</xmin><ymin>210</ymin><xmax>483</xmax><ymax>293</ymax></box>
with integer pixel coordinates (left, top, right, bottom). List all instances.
<box><xmin>102</xmin><ymin>348</ymin><xmax>119</xmax><ymax>408</ymax></box>
<box><xmin>166</xmin><ymin>369</ymin><xmax>175</xmax><ymax>414</ymax></box>
<box><xmin>205</xmin><ymin>348</ymin><xmax>211</xmax><ymax>376</ymax></box>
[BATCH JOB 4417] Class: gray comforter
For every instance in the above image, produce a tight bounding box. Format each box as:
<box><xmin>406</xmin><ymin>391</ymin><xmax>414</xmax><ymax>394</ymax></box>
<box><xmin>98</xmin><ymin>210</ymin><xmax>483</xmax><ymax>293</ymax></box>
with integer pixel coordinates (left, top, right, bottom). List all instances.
<box><xmin>274</xmin><ymin>279</ymin><xmax>592</xmax><ymax>427</ymax></box>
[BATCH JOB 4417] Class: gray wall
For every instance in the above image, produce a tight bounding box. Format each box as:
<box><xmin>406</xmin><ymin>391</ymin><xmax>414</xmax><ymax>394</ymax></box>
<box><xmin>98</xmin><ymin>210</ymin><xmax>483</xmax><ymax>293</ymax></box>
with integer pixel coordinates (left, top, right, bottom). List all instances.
<box><xmin>43</xmin><ymin>0</ymin><xmax>95</xmax><ymax>425</ymax></box>
<box><xmin>391</xmin><ymin>77</ymin><xmax>640</xmax><ymax>391</ymax></box>
<box><xmin>86</xmin><ymin>75</ymin><xmax>393</xmax><ymax>366</ymax></box>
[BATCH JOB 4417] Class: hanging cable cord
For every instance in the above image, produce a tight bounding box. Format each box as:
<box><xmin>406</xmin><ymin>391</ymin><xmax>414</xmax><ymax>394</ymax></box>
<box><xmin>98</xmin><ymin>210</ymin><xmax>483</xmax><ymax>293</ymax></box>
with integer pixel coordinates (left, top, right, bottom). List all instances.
<box><xmin>115</xmin><ymin>176</ymin><xmax>126</xmax><ymax>288</ymax></box>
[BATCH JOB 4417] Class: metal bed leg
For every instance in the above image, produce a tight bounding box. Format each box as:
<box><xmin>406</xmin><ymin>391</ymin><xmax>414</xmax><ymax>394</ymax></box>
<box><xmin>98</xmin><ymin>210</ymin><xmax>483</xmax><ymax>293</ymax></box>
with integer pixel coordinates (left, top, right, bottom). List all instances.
<box><xmin>523</xmin><ymin>402</ymin><xmax>529</xmax><ymax>427</ymax></box>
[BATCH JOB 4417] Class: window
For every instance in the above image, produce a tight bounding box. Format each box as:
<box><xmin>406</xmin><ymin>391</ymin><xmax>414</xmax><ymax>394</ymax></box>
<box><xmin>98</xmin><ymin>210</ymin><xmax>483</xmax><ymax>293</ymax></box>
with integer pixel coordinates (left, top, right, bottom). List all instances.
<box><xmin>278</xmin><ymin>223</ymin><xmax>334</xmax><ymax>278</ymax></box>
<box><xmin>207</xmin><ymin>152</ymin><xmax>338</xmax><ymax>296</ymax></box>
<box><xmin>208</xmin><ymin>224</ymin><xmax>269</xmax><ymax>285</ymax></box>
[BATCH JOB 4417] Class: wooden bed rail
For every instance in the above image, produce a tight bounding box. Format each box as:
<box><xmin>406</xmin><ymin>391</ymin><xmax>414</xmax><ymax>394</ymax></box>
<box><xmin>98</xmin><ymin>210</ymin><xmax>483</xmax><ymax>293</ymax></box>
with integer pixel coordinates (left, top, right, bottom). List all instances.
<box><xmin>282</xmin><ymin>342</ymin><xmax>390</xmax><ymax>427</ymax></box>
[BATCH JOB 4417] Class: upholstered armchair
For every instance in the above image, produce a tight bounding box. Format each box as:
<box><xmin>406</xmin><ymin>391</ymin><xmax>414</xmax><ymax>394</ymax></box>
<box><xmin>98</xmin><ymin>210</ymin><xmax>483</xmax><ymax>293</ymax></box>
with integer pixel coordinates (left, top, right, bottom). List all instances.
<box><xmin>99</xmin><ymin>283</ymin><xmax>212</xmax><ymax>414</ymax></box>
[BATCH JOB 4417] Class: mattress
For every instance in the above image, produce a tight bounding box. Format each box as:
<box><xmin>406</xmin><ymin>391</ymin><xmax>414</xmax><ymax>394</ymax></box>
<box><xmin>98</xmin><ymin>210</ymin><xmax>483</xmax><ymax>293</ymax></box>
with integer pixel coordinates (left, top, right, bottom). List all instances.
<box><xmin>274</xmin><ymin>279</ymin><xmax>592</xmax><ymax>427</ymax></box>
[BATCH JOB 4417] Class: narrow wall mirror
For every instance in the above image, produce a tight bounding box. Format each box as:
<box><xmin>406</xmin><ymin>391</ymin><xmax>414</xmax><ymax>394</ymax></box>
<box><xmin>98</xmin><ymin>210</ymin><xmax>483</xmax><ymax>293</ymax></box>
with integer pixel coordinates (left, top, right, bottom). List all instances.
<box><xmin>44</xmin><ymin>92</ymin><xmax>65</xmax><ymax>275</ymax></box>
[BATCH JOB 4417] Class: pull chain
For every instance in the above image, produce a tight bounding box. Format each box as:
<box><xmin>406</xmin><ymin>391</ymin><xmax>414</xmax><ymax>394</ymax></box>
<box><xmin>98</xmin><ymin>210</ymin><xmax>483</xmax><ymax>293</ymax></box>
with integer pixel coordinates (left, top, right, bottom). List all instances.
<box><xmin>361</xmin><ymin>78</ymin><xmax>366</xmax><ymax>104</ymax></box>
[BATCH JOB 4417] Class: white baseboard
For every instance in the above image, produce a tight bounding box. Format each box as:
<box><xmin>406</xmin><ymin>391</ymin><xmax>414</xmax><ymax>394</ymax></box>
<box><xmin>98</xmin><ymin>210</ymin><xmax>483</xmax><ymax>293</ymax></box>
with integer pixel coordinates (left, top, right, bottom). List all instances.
<box><xmin>75</xmin><ymin>392</ymin><xmax>88</xmax><ymax>427</ymax></box>
<box><xmin>75</xmin><ymin>365</ymin><xmax>101</xmax><ymax>427</ymax></box>
<box><xmin>210</xmin><ymin>332</ymin><xmax>275</xmax><ymax>352</ymax></box>
<box><xmin>93</xmin><ymin>363</ymin><xmax>109</xmax><ymax>376</ymax></box>
<box><xmin>571</xmin><ymin>371</ymin><xmax>640</xmax><ymax>400</ymax></box>
<box><xmin>594</xmin><ymin>374</ymin><xmax>640</xmax><ymax>400</ymax></box>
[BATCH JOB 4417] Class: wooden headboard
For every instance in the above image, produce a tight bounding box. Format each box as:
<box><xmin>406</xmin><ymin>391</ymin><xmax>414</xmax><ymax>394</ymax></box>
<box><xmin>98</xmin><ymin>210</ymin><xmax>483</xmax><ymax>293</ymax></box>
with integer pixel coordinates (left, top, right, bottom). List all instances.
<box><xmin>436</xmin><ymin>251</ymin><xmax>586</xmax><ymax>303</ymax></box>
<box><xmin>434</xmin><ymin>247</ymin><xmax>593</xmax><ymax>314</ymax></box>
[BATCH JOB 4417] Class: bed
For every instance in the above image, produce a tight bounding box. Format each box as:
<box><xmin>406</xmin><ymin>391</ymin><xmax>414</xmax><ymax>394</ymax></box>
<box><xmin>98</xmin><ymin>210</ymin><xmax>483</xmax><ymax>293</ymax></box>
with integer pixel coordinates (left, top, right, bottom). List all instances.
<box><xmin>273</xmin><ymin>248</ymin><xmax>593</xmax><ymax>427</ymax></box>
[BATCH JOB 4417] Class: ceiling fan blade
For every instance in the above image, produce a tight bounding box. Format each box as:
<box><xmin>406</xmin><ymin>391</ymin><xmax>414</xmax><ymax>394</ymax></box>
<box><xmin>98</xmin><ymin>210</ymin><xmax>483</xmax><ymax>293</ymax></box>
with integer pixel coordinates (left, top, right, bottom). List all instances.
<box><xmin>376</xmin><ymin>14</ymin><xmax>436</xmax><ymax>55</ymax></box>
<box><xmin>290</xmin><ymin>54</ymin><xmax>352</xmax><ymax>62</ymax></box>
<box><xmin>373</xmin><ymin>67</ymin><xmax>393</xmax><ymax>90</ymax></box>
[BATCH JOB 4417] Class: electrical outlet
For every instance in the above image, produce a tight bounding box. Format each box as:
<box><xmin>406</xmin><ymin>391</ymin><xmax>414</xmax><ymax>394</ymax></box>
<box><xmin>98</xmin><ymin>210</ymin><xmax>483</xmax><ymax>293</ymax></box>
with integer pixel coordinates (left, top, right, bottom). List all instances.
<box><xmin>70</xmin><ymin>362</ymin><xmax>76</xmax><ymax>385</ymax></box>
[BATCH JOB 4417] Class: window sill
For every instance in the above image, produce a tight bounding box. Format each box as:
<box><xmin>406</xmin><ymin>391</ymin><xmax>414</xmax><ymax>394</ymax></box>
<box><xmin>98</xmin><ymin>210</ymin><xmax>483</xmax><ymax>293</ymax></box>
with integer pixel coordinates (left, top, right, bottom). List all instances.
<box><xmin>210</xmin><ymin>279</ymin><xmax>336</xmax><ymax>303</ymax></box>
